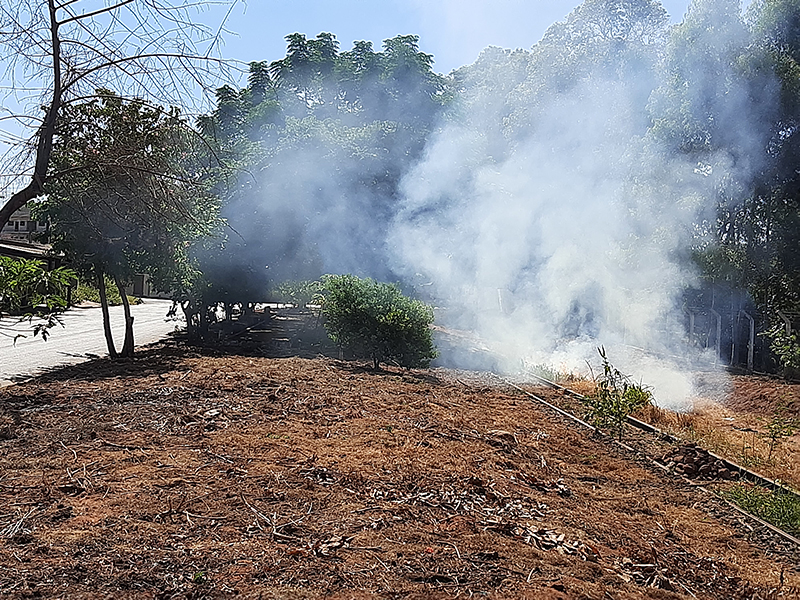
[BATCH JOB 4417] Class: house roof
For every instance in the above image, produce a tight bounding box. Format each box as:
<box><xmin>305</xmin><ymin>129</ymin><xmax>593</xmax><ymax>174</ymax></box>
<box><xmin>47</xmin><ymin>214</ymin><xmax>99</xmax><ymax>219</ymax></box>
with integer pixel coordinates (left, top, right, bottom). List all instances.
<box><xmin>0</xmin><ymin>240</ymin><xmax>61</xmax><ymax>262</ymax></box>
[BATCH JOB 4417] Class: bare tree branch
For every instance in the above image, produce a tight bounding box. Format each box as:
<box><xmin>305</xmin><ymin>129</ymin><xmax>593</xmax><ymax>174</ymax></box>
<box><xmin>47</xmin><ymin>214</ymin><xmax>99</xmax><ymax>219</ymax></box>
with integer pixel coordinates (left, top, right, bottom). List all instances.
<box><xmin>0</xmin><ymin>0</ymin><xmax>242</xmax><ymax>228</ymax></box>
<box><xmin>56</xmin><ymin>0</ymin><xmax>136</xmax><ymax>26</ymax></box>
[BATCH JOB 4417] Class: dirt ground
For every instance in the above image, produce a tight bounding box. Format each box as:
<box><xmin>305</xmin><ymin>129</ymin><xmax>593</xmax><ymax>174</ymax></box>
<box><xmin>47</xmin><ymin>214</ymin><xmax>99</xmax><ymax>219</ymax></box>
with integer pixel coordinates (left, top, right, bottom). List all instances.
<box><xmin>0</xmin><ymin>339</ymin><xmax>798</xmax><ymax>599</ymax></box>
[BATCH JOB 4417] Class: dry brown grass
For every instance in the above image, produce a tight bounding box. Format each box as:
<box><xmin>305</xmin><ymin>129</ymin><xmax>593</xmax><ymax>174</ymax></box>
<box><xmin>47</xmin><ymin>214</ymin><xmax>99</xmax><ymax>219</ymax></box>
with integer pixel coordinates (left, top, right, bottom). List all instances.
<box><xmin>0</xmin><ymin>343</ymin><xmax>795</xmax><ymax>599</ymax></box>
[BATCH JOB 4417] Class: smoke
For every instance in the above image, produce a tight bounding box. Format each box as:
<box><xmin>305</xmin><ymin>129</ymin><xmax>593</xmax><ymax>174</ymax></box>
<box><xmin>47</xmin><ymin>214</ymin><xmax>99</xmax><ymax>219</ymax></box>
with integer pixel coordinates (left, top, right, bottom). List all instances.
<box><xmin>386</xmin><ymin>2</ymin><xmax>774</xmax><ymax>409</ymax></box>
<box><xmin>215</xmin><ymin>2</ymin><xmax>776</xmax><ymax>409</ymax></box>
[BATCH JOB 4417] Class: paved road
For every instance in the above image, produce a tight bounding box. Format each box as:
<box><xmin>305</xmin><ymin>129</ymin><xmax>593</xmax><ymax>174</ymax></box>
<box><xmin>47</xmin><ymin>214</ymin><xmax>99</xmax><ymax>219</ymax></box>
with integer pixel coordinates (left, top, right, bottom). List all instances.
<box><xmin>0</xmin><ymin>299</ymin><xmax>183</xmax><ymax>384</ymax></box>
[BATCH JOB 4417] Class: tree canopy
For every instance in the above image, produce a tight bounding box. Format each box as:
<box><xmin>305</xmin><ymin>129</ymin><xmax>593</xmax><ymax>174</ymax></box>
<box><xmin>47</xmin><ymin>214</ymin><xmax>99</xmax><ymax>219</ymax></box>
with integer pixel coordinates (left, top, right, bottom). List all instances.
<box><xmin>37</xmin><ymin>91</ymin><xmax>221</xmax><ymax>357</ymax></box>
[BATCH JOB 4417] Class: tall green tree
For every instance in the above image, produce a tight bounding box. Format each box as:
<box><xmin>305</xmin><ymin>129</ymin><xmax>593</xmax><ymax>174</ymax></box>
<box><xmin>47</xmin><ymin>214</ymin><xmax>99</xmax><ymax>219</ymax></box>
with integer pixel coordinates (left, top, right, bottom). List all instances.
<box><xmin>38</xmin><ymin>91</ymin><xmax>221</xmax><ymax>358</ymax></box>
<box><xmin>194</xmin><ymin>33</ymin><xmax>449</xmax><ymax>306</ymax></box>
<box><xmin>650</xmin><ymin>0</ymin><xmax>800</xmax><ymax>316</ymax></box>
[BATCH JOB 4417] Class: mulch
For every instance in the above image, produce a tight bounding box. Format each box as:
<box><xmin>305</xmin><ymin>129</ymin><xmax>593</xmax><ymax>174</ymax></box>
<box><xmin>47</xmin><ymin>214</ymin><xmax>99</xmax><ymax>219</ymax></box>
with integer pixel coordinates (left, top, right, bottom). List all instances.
<box><xmin>0</xmin><ymin>341</ymin><xmax>797</xmax><ymax>599</ymax></box>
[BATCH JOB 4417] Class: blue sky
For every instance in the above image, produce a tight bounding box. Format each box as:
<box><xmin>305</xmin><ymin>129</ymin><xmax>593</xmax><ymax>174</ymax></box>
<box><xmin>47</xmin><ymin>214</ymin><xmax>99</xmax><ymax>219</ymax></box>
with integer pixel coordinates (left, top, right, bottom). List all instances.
<box><xmin>213</xmin><ymin>0</ymin><xmax>695</xmax><ymax>77</ymax></box>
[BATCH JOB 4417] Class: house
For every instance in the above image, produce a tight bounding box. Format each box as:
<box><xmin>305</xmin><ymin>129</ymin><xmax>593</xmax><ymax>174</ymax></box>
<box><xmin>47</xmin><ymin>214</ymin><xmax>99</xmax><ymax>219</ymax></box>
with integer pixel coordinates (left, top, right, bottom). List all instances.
<box><xmin>0</xmin><ymin>207</ymin><xmax>47</xmax><ymax>243</ymax></box>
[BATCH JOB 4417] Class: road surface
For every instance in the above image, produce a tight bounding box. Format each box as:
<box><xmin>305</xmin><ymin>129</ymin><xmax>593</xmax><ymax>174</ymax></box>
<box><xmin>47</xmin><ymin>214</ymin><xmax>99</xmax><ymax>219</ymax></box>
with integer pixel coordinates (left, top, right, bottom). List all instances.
<box><xmin>0</xmin><ymin>299</ymin><xmax>183</xmax><ymax>384</ymax></box>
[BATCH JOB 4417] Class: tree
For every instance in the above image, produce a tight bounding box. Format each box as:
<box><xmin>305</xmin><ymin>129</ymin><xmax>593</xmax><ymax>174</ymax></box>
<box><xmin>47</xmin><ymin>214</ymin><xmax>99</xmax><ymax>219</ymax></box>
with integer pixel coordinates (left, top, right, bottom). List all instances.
<box><xmin>193</xmin><ymin>33</ymin><xmax>449</xmax><ymax>307</ymax></box>
<box><xmin>37</xmin><ymin>91</ymin><xmax>221</xmax><ymax>358</ymax></box>
<box><xmin>320</xmin><ymin>274</ymin><xmax>437</xmax><ymax>369</ymax></box>
<box><xmin>647</xmin><ymin>0</ymin><xmax>800</xmax><ymax>319</ymax></box>
<box><xmin>0</xmin><ymin>0</ymin><xmax>238</xmax><ymax>230</ymax></box>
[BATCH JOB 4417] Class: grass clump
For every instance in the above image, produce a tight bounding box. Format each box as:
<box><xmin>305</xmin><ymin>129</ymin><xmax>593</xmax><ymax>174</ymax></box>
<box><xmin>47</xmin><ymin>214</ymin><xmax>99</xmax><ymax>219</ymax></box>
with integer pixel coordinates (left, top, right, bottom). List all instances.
<box><xmin>724</xmin><ymin>484</ymin><xmax>800</xmax><ymax>536</ymax></box>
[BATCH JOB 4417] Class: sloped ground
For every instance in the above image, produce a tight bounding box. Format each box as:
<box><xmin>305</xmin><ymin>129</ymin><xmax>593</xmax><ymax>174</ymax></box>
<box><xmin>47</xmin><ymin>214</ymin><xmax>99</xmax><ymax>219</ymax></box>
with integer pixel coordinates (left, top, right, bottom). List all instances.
<box><xmin>526</xmin><ymin>371</ymin><xmax>800</xmax><ymax>491</ymax></box>
<box><xmin>0</xmin><ymin>341</ymin><xmax>798</xmax><ymax>599</ymax></box>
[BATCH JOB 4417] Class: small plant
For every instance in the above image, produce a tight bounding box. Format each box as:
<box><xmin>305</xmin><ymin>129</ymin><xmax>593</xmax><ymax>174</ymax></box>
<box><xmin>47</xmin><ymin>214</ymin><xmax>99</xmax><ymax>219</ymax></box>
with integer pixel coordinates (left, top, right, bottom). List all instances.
<box><xmin>320</xmin><ymin>274</ymin><xmax>437</xmax><ymax>369</ymax></box>
<box><xmin>761</xmin><ymin>410</ymin><xmax>798</xmax><ymax>462</ymax></box>
<box><xmin>724</xmin><ymin>484</ymin><xmax>800</xmax><ymax>536</ymax></box>
<box><xmin>192</xmin><ymin>570</ymin><xmax>207</xmax><ymax>584</ymax></box>
<box><xmin>583</xmin><ymin>347</ymin><xmax>653</xmax><ymax>440</ymax></box>
<box><xmin>765</xmin><ymin>324</ymin><xmax>800</xmax><ymax>377</ymax></box>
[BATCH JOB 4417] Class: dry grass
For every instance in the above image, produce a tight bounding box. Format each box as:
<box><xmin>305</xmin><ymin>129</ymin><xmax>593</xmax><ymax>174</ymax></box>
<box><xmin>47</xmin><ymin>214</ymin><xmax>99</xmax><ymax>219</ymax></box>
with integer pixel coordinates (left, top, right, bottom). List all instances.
<box><xmin>0</xmin><ymin>342</ymin><xmax>796</xmax><ymax>599</ymax></box>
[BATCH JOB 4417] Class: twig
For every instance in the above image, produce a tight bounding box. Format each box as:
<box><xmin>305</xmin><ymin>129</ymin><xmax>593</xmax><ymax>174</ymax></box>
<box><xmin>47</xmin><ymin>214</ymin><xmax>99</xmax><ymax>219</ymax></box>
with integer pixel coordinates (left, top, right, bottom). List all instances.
<box><xmin>99</xmin><ymin>439</ymin><xmax>152</xmax><ymax>451</ymax></box>
<box><xmin>445</xmin><ymin>541</ymin><xmax>461</xmax><ymax>559</ymax></box>
<box><xmin>351</xmin><ymin>505</ymin><xmax>383</xmax><ymax>513</ymax></box>
<box><xmin>185</xmin><ymin>512</ymin><xmax>226</xmax><ymax>520</ymax></box>
<box><xmin>239</xmin><ymin>494</ymin><xmax>295</xmax><ymax>540</ymax></box>
<box><xmin>677</xmin><ymin>581</ymin><xmax>697</xmax><ymax>598</ymax></box>
<box><xmin>370</xmin><ymin>552</ymin><xmax>390</xmax><ymax>572</ymax></box>
<box><xmin>59</xmin><ymin>441</ymin><xmax>77</xmax><ymax>461</ymax></box>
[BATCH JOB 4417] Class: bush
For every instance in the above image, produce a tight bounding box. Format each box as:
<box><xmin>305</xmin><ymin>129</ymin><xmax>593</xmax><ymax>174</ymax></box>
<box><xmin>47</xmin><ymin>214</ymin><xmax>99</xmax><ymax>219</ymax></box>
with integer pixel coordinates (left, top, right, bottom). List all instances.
<box><xmin>583</xmin><ymin>347</ymin><xmax>653</xmax><ymax>440</ymax></box>
<box><xmin>275</xmin><ymin>279</ymin><xmax>324</xmax><ymax>307</ymax></box>
<box><xmin>765</xmin><ymin>324</ymin><xmax>800</xmax><ymax>376</ymax></box>
<box><xmin>73</xmin><ymin>277</ymin><xmax>140</xmax><ymax>306</ymax></box>
<box><xmin>320</xmin><ymin>274</ymin><xmax>437</xmax><ymax>369</ymax></box>
<box><xmin>0</xmin><ymin>257</ymin><xmax>76</xmax><ymax>340</ymax></box>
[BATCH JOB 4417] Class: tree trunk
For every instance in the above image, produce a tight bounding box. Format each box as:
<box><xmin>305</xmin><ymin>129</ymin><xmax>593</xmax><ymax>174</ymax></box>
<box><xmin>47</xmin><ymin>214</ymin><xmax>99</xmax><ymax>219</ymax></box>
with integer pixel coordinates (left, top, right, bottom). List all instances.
<box><xmin>0</xmin><ymin>0</ymin><xmax>62</xmax><ymax>230</ymax></box>
<box><xmin>181</xmin><ymin>300</ymin><xmax>197</xmax><ymax>341</ymax></box>
<box><xmin>114</xmin><ymin>274</ymin><xmax>135</xmax><ymax>357</ymax></box>
<box><xmin>96</xmin><ymin>269</ymin><xmax>118</xmax><ymax>359</ymax></box>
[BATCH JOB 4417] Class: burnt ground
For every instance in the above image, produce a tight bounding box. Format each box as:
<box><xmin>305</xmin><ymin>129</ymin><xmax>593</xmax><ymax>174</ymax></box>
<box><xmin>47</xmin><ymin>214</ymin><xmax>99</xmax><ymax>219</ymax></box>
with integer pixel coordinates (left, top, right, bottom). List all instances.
<box><xmin>0</xmin><ymin>333</ymin><xmax>798</xmax><ymax>599</ymax></box>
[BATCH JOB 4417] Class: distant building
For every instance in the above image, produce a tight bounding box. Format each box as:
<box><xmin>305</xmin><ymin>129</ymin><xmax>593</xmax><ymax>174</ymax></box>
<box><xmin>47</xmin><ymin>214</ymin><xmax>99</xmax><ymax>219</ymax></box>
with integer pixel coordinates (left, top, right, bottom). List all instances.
<box><xmin>0</xmin><ymin>238</ymin><xmax>63</xmax><ymax>270</ymax></box>
<box><xmin>1</xmin><ymin>207</ymin><xmax>47</xmax><ymax>243</ymax></box>
<box><xmin>2</xmin><ymin>207</ymin><xmax>171</xmax><ymax>299</ymax></box>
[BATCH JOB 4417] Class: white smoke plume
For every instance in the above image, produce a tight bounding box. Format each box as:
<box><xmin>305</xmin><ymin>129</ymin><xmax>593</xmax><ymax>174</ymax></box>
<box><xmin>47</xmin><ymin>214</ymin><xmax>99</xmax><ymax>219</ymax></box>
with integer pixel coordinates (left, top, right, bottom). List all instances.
<box><xmin>387</xmin><ymin>2</ymin><xmax>771</xmax><ymax>409</ymax></box>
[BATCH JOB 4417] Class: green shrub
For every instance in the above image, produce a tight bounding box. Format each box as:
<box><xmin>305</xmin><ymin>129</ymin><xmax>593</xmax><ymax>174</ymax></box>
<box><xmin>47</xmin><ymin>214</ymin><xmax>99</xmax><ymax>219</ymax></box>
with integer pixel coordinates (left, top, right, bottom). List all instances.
<box><xmin>320</xmin><ymin>274</ymin><xmax>437</xmax><ymax>369</ymax></box>
<box><xmin>275</xmin><ymin>279</ymin><xmax>324</xmax><ymax>307</ymax></box>
<box><xmin>765</xmin><ymin>324</ymin><xmax>800</xmax><ymax>374</ymax></box>
<box><xmin>583</xmin><ymin>347</ymin><xmax>653</xmax><ymax>439</ymax></box>
<box><xmin>73</xmin><ymin>277</ymin><xmax>140</xmax><ymax>306</ymax></box>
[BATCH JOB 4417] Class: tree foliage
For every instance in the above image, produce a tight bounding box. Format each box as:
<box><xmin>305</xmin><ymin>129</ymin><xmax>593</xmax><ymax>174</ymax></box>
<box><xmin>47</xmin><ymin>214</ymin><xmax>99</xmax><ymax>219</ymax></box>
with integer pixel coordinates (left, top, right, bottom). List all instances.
<box><xmin>195</xmin><ymin>33</ymin><xmax>449</xmax><ymax>306</ymax></box>
<box><xmin>37</xmin><ymin>91</ymin><xmax>221</xmax><ymax>357</ymax></box>
<box><xmin>0</xmin><ymin>257</ymin><xmax>76</xmax><ymax>342</ymax></box>
<box><xmin>320</xmin><ymin>274</ymin><xmax>437</xmax><ymax>369</ymax></box>
<box><xmin>0</xmin><ymin>0</ymin><xmax>237</xmax><ymax>231</ymax></box>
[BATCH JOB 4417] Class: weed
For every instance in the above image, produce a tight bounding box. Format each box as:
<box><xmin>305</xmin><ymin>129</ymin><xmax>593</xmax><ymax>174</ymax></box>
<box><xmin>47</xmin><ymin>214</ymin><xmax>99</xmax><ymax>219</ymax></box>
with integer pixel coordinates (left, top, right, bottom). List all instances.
<box><xmin>582</xmin><ymin>347</ymin><xmax>653</xmax><ymax>440</ymax></box>
<box><xmin>192</xmin><ymin>571</ymin><xmax>207</xmax><ymax>584</ymax></box>
<box><xmin>723</xmin><ymin>484</ymin><xmax>800</xmax><ymax>536</ymax></box>
<box><xmin>760</xmin><ymin>408</ymin><xmax>798</xmax><ymax>462</ymax></box>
